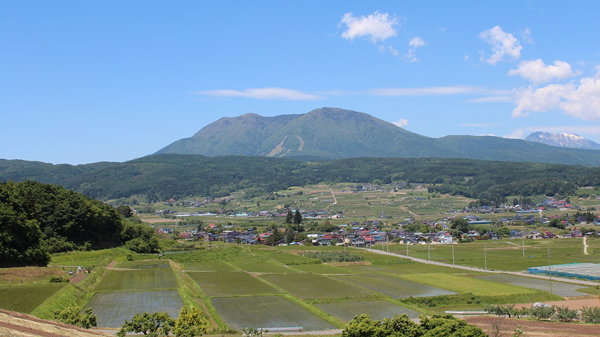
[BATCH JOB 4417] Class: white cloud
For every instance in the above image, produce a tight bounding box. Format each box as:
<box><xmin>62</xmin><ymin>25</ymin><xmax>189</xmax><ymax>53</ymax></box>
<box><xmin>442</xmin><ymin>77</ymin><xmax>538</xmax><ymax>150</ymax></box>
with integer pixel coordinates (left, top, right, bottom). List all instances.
<box><xmin>388</xmin><ymin>45</ymin><xmax>399</xmax><ymax>57</ymax></box>
<box><xmin>509</xmin><ymin>59</ymin><xmax>579</xmax><ymax>84</ymax></box>
<box><xmin>512</xmin><ymin>75</ymin><xmax>600</xmax><ymax>119</ymax></box>
<box><xmin>340</xmin><ymin>11</ymin><xmax>398</xmax><ymax>43</ymax></box>
<box><xmin>479</xmin><ymin>26</ymin><xmax>522</xmax><ymax>65</ymax></box>
<box><xmin>368</xmin><ymin>85</ymin><xmax>509</xmax><ymax>97</ymax></box>
<box><xmin>196</xmin><ymin>88</ymin><xmax>323</xmax><ymax>100</ymax></box>
<box><xmin>392</xmin><ymin>118</ymin><xmax>408</xmax><ymax>128</ymax></box>
<box><xmin>504</xmin><ymin>129</ymin><xmax>526</xmax><ymax>139</ymax></box>
<box><xmin>403</xmin><ymin>36</ymin><xmax>425</xmax><ymax>62</ymax></box>
<box><xmin>465</xmin><ymin>96</ymin><xmax>512</xmax><ymax>103</ymax></box>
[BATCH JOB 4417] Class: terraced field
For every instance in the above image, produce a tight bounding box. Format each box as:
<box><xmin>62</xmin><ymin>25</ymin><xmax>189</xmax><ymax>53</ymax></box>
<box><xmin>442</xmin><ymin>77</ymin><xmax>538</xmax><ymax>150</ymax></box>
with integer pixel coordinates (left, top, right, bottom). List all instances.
<box><xmin>188</xmin><ymin>271</ymin><xmax>278</xmax><ymax>296</ymax></box>
<box><xmin>95</xmin><ymin>269</ymin><xmax>178</xmax><ymax>291</ymax></box>
<box><xmin>261</xmin><ymin>273</ymin><xmax>374</xmax><ymax>299</ymax></box>
<box><xmin>212</xmin><ymin>296</ymin><xmax>337</xmax><ymax>331</ymax></box>
<box><xmin>315</xmin><ymin>300</ymin><xmax>421</xmax><ymax>322</ymax></box>
<box><xmin>332</xmin><ymin>274</ymin><xmax>455</xmax><ymax>299</ymax></box>
<box><xmin>87</xmin><ymin>291</ymin><xmax>183</xmax><ymax>328</ymax></box>
<box><xmin>0</xmin><ymin>284</ymin><xmax>65</xmax><ymax>313</ymax></box>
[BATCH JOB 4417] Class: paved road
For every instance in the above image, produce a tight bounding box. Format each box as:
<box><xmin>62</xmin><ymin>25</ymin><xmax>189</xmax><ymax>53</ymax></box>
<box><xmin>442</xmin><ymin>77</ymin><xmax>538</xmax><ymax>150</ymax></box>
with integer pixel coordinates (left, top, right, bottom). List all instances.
<box><xmin>362</xmin><ymin>248</ymin><xmax>600</xmax><ymax>287</ymax></box>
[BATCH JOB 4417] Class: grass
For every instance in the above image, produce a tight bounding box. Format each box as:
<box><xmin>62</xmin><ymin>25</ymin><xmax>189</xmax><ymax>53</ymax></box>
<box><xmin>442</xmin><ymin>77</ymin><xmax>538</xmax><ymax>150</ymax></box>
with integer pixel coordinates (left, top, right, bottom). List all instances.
<box><xmin>114</xmin><ymin>259</ymin><xmax>171</xmax><ymax>269</ymax></box>
<box><xmin>211</xmin><ymin>296</ymin><xmax>338</xmax><ymax>331</ymax></box>
<box><xmin>315</xmin><ymin>300</ymin><xmax>421</xmax><ymax>323</ymax></box>
<box><xmin>471</xmin><ymin>273</ymin><xmax>590</xmax><ymax>298</ymax></box>
<box><xmin>0</xmin><ymin>284</ymin><xmax>66</xmax><ymax>313</ymax></box>
<box><xmin>379</xmin><ymin>238</ymin><xmax>599</xmax><ymax>272</ymax></box>
<box><xmin>86</xmin><ymin>291</ymin><xmax>183</xmax><ymax>328</ymax></box>
<box><xmin>398</xmin><ymin>273</ymin><xmax>537</xmax><ymax>296</ymax></box>
<box><xmin>260</xmin><ymin>250</ymin><xmax>320</xmax><ymax>265</ymax></box>
<box><xmin>293</xmin><ymin>264</ymin><xmax>355</xmax><ymax>275</ymax></box>
<box><xmin>188</xmin><ymin>271</ymin><xmax>278</xmax><ymax>297</ymax></box>
<box><xmin>331</xmin><ymin>275</ymin><xmax>455</xmax><ymax>299</ymax></box>
<box><xmin>95</xmin><ymin>269</ymin><xmax>178</xmax><ymax>291</ymax></box>
<box><xmin>231</xmin><ymin>260</ymin><xmax>298</xmax><ymax>274</ymax></box>
<box><xmin>260</xmin><ymin>273</ymin><xmax>373</xmax><ymax>300</ymax></box>
<box><xmin>183</xmin><ymin>261</ymin><xmax>237</xmax><ymax>272</ymax></box>
<box><xmin>50</xmin><ymin>247</ymin><xmax>129</xmax><ymax>267</ymax></box>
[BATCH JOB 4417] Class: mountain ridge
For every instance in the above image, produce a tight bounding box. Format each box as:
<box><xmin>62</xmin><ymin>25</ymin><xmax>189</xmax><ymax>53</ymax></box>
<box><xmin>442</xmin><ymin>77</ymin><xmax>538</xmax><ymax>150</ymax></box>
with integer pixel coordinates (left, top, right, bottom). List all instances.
<box><xmin>525</xmin><ymin>131</ymin><xmax>600</xmax><ymax>149</ymax></box>
<box><xmin>156</xmin><ymin>107</ymin><xmax>600</xmax><ymax>165</ymax></box>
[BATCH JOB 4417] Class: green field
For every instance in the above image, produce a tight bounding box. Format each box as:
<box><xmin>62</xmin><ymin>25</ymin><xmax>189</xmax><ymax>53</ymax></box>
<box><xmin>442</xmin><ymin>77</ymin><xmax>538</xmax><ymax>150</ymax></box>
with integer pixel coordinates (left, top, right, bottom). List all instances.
<box><xmin>379</xmin><ymin>238</ymin><xmax>600</xmax><ymax>272</ymax></box>
<box><xmin>0</xmin><ymin>284</ymin><xmax>65</xmax><ymax>313</ymax></box>
<box><xmin>183</xmin><ymin>261</ymin><xmax>237</xmax><ymax>272</ymax></box>
<box><xmin>398</xmin><ymin>273</ymin><xmax>536</xmax><ymax>296</ymax></box>
<box><xmin>261</xmin><ymin>273</ymin><xmax>374</xmax><ymax>300</ymax></box>
<box><xmin>211</xmin><ymin>296</ymin><xmax>338</xmax><ymax>331</ymax></box>
<box><xmin>231</xmin><ymin>260</ymin><xmax>298</xmax><ymax>274</ymax></box>
<box><xmin>472</xmin><ymin>274</ymin><xmax>589</xmax><ymax>297</ymax></box>
<box><xmin>115</xmin><ymin>260</ymin><xmax>171</xmax><ymax>269</ymax></box>
<box><xmin>95</xmin><ymin>269</ymin><xmax>178</xmax><ymax>291</ymax></box>
<box><xmin>293</xmin><ymin>264</ymin><xmax>355</xmax><ymax>275</ymax></box>
<box><xmin>86</xmin><ymin>291</ymin><xmax>183</xmax><ymax>328</ymax></box>
<box><xmin>332</xmin><ymin>274</ymin><xmax>455</xmax><ymax>299</ymax></box>
<box><xmin>315</xmin><ymin>300</ymin><xmax>421</xmax><ymax>323</ymax></box>
<box><xmin>188</xmin><ymin>271</ymin><xmax>278</xmax><ymax>296</ymax></box>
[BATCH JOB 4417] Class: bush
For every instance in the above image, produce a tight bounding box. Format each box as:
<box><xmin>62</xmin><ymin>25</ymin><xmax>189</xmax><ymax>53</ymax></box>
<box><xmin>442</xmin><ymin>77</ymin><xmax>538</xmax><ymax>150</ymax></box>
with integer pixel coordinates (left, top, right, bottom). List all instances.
<box><xmin>49</xmin><ymin>276</ymin><xmax>69</xmax><ymax>283</ymax></box>
<box><xmin>52</xmin><ymin>307</ymin><xmax>97</xmax><ymax>329</ymax></box>
<box><xmin>299</xmin><ymin>251</ymin><xmax>364</xmax><ymax>263</ymax></box>
<box><xmin>555</xmin><ymin>306</ymin><xmax>578</xmax><ymax>322</ymax></box>
<box><xmin>117</xmin><ymin>312</ymin><xmax>175</xmax><ymax>337</ymax></box>
<box><xmin>581</xmin><ymin>306</ymin><xmax>600</xmax><ymax>324</ymax></box>
<box><xmin>530</xmin><ymin>305</ymin><xmax>554</xmax><ymax>320</ymax></box>
<box><xmin>173</xmin><ymin>307</ymin><xmax>210</xmax><ymax>337</ymax></box>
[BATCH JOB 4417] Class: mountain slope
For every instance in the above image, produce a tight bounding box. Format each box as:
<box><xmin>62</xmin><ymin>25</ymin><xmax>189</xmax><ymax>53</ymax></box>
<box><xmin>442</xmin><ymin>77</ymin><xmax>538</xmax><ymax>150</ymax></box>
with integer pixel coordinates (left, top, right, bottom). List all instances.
<box><xmin>525</xmin><ymin>131</ymin><xmax>600</xmax><ymax>149</ymax></box>
<box><xmin>156</xmin><ymin>108</ymin><xmax>454</xmax><ymax>159</ymax></box>
<box><xmin>156</xmin><ymin>107</ymin><xmax>600</xmax><ymax>165</ymax></box>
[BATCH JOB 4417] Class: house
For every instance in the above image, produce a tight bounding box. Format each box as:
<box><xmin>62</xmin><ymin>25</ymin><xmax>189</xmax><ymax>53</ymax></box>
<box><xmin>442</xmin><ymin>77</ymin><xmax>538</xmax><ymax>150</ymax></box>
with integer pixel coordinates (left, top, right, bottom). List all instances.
<box><xmin>486</xmin><ymin>232</ymin><xmax>500</xmax><ymax>240</ymax></box>
<box><xmin>434</xmin><ymin>231</ymin><xmax>453</xmax><ymax>244</ymax></box>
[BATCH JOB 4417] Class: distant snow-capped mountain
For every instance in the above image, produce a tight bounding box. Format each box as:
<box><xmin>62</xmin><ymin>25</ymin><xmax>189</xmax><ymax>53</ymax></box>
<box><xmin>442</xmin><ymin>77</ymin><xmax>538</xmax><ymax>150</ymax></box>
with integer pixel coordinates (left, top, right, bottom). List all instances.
<box><xmin>525</xmin><ymin>131</ymin><xmax>600</xmax><ymax>150</ymax></box>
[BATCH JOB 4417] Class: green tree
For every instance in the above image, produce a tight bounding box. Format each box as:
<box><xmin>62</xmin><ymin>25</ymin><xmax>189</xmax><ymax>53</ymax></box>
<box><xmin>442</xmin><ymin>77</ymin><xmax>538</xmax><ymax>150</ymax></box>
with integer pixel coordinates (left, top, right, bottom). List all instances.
<box><xmin>293</xmin><ymin>210</ymin><xmax>303</xmax><ymax>227</ymax></box>
<box><xmin>173</xmin><ymin>307</ymin><xmax>210</xmax><ymax>337</ymax></box>
<box><xmin>117</xmin><ymin>312</ymin><xmax>175</xmax><ymax>337</ymax></box>
<box><xmin>52</xmin><ymin>306</ymin><xmax>97</xmax><ymax>329</ymax></box>
<box><xmin>117</xmin><ymin>205</ymin><xmax>134</xmax><ymax>218</ymax></box>
<box><xmin>450</xmin><ymin>218</ymin><xmax>471</xmax><ymax>234</ymax></box>
<box><xmin>285</xmin><ymin>210</ymin><xmax>293</xmax><ymax>224</ymax></box>
<box><xmin>121</xmin><ymin>221</ymin><xmax>160</xmax><ymax>253</ymax></box>
<box><xmin>341</xmin><ymin>314</ymin><xmax>419</xmax><ymax>337</ymax></box>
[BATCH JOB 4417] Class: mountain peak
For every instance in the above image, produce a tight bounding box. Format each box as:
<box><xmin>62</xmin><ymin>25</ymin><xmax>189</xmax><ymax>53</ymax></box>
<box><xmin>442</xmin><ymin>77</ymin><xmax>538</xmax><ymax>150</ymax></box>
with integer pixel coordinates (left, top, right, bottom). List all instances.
<box><xmin>525</xmin><ymin>131</ymin><xmax>600</xmax><ymax>150</ymax></box>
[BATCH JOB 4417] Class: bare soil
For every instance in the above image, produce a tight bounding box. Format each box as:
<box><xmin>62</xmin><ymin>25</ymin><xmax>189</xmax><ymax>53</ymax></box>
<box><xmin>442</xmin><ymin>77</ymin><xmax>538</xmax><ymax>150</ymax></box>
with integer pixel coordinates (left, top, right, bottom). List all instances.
<box><xmin>0</xmin><ymin>308</ymin><xmax>111</xmax><ymax>337</ymax></box>
<box><xmin>517</xmin><ymin>298</ymin><xmax>600</xmax><ymax>310</ymax></box>
<box><xmin>0</xmin><ymin>266</ymin><xmax>66</xmax><ymax>284</ymax></box>
<box><xmin>465</xmin><ymin>316</ymin><xmax>600</xmax><ymax>337</ymax></box>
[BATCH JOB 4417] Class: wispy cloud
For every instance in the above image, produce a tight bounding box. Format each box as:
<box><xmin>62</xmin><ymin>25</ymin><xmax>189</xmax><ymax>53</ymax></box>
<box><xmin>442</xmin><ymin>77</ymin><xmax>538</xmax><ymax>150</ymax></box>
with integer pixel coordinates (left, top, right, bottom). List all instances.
<box><xmin>403</xmin><ymin>36</ymin><xmax>425</xmax><ymax>62</ymax></box>
<box><xmin>367</xmin><ymin>86</ymin><xmax>509</xmax><ymax>97</ymax></box>
<box><xmin>504</xmin><ymin>129</ymin><xmax>526</xmax><ymax>139</ymax></box>
<box><xmin>479</xmin><ymin>26</ymin><xmax>522</xmax><ymax>65</ymax></box>
<box><xmin>465</xmin><ymin>96</ymin><xmax>512</xmax><ymax>103</ymax></box>
<box><xmin>339</xmin><ymin>11</ymin><xmax>398</xmax><ymax>43</ymax></box>
<box><xmin>196</xmin><ymin>88</ymin><xmax>323</xmax><ymax>100</ymax></box>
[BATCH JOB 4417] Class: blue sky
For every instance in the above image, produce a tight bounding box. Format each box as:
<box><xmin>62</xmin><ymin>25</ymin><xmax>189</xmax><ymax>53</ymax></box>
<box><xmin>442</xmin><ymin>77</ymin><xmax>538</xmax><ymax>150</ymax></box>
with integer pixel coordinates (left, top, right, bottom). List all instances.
<box><xmin>2</xmin><ymin>1</ymin><xmax>600</xmax><ymax>164</ymax></box>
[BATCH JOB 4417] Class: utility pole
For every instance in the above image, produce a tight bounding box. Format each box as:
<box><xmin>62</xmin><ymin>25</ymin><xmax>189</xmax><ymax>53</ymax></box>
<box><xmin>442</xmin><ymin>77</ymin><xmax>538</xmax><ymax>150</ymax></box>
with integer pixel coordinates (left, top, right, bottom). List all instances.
<box><xmin>406</xmin><ymin>241</ymin><xmax>409</xmax><ymax>257</ymax></box>
<box><xmin>452</xmin><ymin>241</ymin><xmax>455</xmax><ymax>267</ymax></box>
<box><xmin>548</xmin><ymin>247</ymin><xmax>553</xmax><ymax>294</ymax></box>
<box><xmin>522</xmin><ymin>234</ymin><xmax>525</xmax><ymax>258</ymax></box>
<box><xmin>484</xmin><ymin>243</ymin><xmax>487</xmax><ymax>271</ymax></box>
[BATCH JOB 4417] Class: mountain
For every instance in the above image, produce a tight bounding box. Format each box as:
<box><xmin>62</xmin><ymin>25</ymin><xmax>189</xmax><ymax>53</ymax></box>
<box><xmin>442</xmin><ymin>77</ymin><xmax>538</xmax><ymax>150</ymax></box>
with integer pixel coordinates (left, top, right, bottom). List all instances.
<box><xmin>525</xmin><ymin>131</ymin><xmax>600</xmax><ymax>150</ymax></box>
<box><xmin>156</xmin><ymin>107</ymin><xmax>600</xmax><ymax>165</ymax></box>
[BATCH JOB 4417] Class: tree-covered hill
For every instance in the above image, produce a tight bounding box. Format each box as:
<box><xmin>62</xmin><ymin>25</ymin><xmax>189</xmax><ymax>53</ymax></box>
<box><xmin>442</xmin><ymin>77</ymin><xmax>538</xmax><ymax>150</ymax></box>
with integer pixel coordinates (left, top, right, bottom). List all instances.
<box><xmin>1</xmin><ymin>155</ymin><xmax>599</xmax><ymax>203</ymax></box>
<box><xmin>0</xmin><ymin>181</ymin><xmax>124</xmax><ymax>266</ymax></box>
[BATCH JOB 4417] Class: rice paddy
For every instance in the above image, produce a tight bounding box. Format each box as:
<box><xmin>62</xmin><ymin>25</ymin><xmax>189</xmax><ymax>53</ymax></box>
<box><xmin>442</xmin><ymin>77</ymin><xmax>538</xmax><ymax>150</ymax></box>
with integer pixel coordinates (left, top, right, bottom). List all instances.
<box><xmin>86</xmin><ymin>291</ymin><xmax>183</xmax><ymax>328</ymax></box>
<box><xmin>188</xmin><ymin>271</ymin><xmax>278</xmax><ymax>296</ymax></box>
<box><xmin>95</xmin><ymin>269</ymin><xmax>178</xmax><ymax>291</ymax></box>
<box><xmin>332</xmin><ymin>274</ymin><xmax>456</xmax><ymax>299</ymax></box>
<box><xmin>211</xmin><ymin>296</ymin><xmax>338</xmax><ymax>331</ymax></box>
<box><xmin>0</xmin><ymin>284</ymin><xmax>65</xmax><ymax>313</ymax></box>
<box><xmin>260</xmin><ymin>273</ymin><xmax>374</xmax><ymax>299</ymax></box>
<box><xmin>398</xmin><ymin>273</ymin><xmax>536</xmax><ymax>296</ymax></box>
<box><xmin>315</xmin><ymin>300</ymin><xmax>421</xmax><ymax>322</ymax></box>
<box><xmin>472</xmin><ymin>273</ymin><xmax>590</xmax><ymax>297</ymax></box>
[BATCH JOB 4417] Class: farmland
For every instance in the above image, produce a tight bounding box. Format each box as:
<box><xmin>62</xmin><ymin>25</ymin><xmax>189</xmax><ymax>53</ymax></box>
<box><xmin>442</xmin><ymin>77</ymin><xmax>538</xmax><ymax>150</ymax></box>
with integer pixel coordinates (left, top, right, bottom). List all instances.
<box><xmin>315</xmin><ymin>300</ymin><xmax>421</xmax><ymax>322</ymax></box>
<box><xmin>331</xmin><ymin>274</ymin><xmax>456</xmax><ymax>299</ymax></box>
<box><xmin>86</xmin><ymin>291</ymin><xmax>183</xmax><ymax>328</ymax></box>
<box><xmin>95</xmin><ymin>269</ymin><xmax>178</xmax><ymax>291</ymax></box>
<box><xmin>211</xmin><ymin>296</ymin><xmax>337</xmax><ymax>331</ymax></box>
<box><xmin>260</xmin><ymin>273</ymin><xmax>375</xmax><ymax>300</ymax></box>
<box><xmin>0</xmin><ymin>284</ymin><xmax>65</xmax><ymax>313</ymax></box>
<box><xmin>188</xmin><ymin>271</ymin><xmax>278</xmax><ymax>296</ymax></box>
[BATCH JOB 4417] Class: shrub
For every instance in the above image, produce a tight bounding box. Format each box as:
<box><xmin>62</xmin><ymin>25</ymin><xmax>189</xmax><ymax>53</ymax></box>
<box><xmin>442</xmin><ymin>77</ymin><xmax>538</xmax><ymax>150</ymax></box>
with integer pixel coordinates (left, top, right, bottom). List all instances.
<box><xmin>52</xmin><ymin>307</ymin><xmax>97</xmax><ymax>329</ymax></box>
<box><xmin>117</xmin><ymin>312</ymin><xmax>175</xmax><ymax>337</ymax></box>
<box><xmin>555</xmin><ymin>306</ymin><xmax>578</xmax><ymax>322</ymax></box>
<box><xmin>581</xmin><ymin>306</ymin><xmax>600</xmax><ymax>324</ymax></box>
<box><xmin>530</xmin><ymin>305</ymin><xmax>554</xmax><ymax>320</ymax></box>
<box><xmin>49</xmin><ymin>276</ymin><xmax>69</xmax><ymax>283</ymax></box>
<box><xmin>298</xmin><ymin>251</ymin><xmax>364</xmax><ymax>263</ymax></box>
<box><xmin>173</xmin><ymin>307</ymin><xmax>210</xmax><ymax>337</ymax></box>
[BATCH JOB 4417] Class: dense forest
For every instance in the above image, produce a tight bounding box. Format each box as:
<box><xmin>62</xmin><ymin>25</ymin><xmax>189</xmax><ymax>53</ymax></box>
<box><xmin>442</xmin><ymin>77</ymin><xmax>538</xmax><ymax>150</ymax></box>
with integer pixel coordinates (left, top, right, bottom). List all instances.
<box><xmin>0</xmin><ymin>181</ymin><xmax>157</xmax><ymax>266</ymax></box>
<box><xmin>2</xmin><ymin>155</ymin><xmax>600</xmax><ymax>203</ymax></box>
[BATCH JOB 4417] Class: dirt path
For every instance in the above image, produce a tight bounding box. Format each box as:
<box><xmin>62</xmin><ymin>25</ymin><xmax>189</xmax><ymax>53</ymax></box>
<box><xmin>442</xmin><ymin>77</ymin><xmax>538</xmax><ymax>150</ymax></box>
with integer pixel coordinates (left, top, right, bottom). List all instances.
<box><xmin>0</xmin><ymin>308</ymin><xmax>111</xmax><ymax>337</ymax></box>
<box><xmin>362</xmin><ymin>248</ymin><xmax>600</xmax><ymax>287</ymax></box>
<box><xmin>584</xmin><ymin>236</ymin><xmax>589</xmax><ymax>255</ymax></box>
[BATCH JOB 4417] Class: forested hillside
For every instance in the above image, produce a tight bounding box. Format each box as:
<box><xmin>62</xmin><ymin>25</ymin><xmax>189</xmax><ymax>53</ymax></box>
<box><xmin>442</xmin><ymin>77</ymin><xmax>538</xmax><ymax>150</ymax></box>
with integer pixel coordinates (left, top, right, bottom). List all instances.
<box><xmin>2</xmin><ymin>155</ymin><xmax>599</xmax><ymax>203</ymax></box>
<box><xmin>0</xmin><ymin>181</ymin><xmax>124</xmax><ymax>266</ymax></box>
